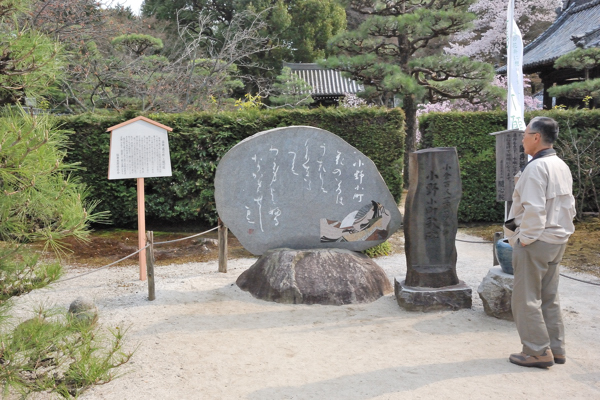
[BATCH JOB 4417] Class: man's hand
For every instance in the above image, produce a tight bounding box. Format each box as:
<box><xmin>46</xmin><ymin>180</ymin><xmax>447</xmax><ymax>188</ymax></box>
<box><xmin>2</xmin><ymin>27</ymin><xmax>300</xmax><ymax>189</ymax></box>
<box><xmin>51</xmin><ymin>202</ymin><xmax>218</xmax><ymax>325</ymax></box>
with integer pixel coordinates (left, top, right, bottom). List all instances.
<box><xmin>521</xmin><ymin>242</ymin><xmax>527</xmax><ymax>247</ymax></box>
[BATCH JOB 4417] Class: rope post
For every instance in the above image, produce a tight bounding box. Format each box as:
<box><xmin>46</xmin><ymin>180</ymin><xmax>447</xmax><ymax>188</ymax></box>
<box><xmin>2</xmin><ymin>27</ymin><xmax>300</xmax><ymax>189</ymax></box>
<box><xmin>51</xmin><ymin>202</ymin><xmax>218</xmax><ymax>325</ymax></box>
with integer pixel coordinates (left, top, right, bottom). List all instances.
<box><xmin>218</xmin><ymin>218</ymin><xmax>228</xmax><ymax>273</ymax></box>
<box><xmin>146</xmin><ymin>231</ymin><xmax>156</xmax><ymax>301</ymax></box>
<box><xmin>492</xmin><ymin>231</ymin><xmax>502</xmax><ymax>266</ymax></box>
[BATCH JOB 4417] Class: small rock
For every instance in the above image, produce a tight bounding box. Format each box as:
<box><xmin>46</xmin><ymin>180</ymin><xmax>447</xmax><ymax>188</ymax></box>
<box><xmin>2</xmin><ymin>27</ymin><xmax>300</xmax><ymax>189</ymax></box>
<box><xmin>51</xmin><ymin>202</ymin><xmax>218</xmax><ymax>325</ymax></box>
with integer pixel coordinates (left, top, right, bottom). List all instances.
<box><xmin>201</xmin><ymin>238</ymin><xmax>219</xmax><ymax>246</ymax></box>
<box><xmin>477</xmin><ymin>267</ymin><xmax>514</xmax><ymax>321</ymax></box>
<box><xmin>68</xmin><ymin>297</ymin><xmax>98</xmax><ymax>325</ymax></box>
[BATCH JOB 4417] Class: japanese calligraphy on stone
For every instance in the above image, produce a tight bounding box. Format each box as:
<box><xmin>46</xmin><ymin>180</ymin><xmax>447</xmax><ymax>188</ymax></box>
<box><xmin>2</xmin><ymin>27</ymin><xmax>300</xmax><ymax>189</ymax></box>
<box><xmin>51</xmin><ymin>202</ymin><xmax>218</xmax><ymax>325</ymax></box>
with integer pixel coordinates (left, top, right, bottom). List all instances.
<box><xmin>243</xmin><ymin>138</ymin><xmax>372</xmax><ymax>232</ymax></box>
<box><xmin>214</xmin><ymin>126</ymin><xmax>402</xmax><ymax>255</ymax></box>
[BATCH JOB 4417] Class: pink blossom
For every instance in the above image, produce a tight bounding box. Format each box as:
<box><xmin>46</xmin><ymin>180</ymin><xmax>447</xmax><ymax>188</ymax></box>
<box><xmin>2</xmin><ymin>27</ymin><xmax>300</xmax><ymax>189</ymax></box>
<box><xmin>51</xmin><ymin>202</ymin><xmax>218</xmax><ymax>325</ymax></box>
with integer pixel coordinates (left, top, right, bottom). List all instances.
<box><xmin>340</xmin><ymin>92</ymin><xmax>371</xmax><ymax>108</ymax></box>
<box><xmin>447</xmin><ymin>0</ymin><xmax>561</xmax><ymax>61</ymax></box>
<box><xmin>417</xmin><ymin>75</ymin><xmax>541</xmax><ymax>116</ymax></box>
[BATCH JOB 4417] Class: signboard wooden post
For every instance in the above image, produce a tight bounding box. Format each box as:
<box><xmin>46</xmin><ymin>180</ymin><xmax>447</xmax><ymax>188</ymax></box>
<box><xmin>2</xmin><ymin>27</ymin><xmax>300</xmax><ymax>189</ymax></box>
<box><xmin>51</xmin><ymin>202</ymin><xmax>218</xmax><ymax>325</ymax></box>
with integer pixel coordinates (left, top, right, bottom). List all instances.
<box><xmin>106</xmin><ymin>116</ymin><xmax>173</xmax><ymax>280</ymax></box>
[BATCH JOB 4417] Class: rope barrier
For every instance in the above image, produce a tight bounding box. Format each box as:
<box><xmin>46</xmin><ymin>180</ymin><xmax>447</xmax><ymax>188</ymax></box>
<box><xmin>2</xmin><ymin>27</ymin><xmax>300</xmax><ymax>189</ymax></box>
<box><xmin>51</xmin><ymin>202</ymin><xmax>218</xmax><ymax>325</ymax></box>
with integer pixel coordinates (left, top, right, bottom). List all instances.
<box><xmin>58</xmin><ymin>244</ymin><xmax>151</xmax><ymax>282</ymax></box>
<box><xmin>56</xmin><ymin>226</ymin><xmax>600</xmax><ymax>288</ymax></box>
<box><xmin>456</xmin><ymin>238</ymin><xmax>494</xmax><ymax>244</ymax></box>
<box><xmin>560</xmin><ymin>273</ymin><xmax>600</xmax><ymax>286</ymax></box>
<box><xmin>456</xmin><ymin>238</ymin><xmax>600</xmax><ymax>286</ymax></box>
<box><xmin>154</xmin><ymin>226</ymin><xmax>219</xmax><ymax>245</ymax></box>
<box><xmin>58</xmin><ymin>226</ymin><xmax>219</xmax><ymax>283</ymax></box>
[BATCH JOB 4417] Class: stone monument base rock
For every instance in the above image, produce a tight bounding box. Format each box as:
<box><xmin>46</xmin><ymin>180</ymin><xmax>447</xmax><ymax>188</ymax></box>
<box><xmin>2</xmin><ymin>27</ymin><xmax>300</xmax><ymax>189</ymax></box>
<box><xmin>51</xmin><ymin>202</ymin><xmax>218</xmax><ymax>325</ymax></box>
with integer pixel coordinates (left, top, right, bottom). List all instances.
<box><xmin>477</xmin><ymin>267</ymin><xmax>514</xmax><ymax>321</ymax></box>
<box><xmin>394</xmin><ymin>278</ymin><xmax>472</xmax><ymax>312</ymax></box>
<box><xmin>236</xmin><ymin>248</ymin><xmax>393</xmax><ymax>305</ymax></box>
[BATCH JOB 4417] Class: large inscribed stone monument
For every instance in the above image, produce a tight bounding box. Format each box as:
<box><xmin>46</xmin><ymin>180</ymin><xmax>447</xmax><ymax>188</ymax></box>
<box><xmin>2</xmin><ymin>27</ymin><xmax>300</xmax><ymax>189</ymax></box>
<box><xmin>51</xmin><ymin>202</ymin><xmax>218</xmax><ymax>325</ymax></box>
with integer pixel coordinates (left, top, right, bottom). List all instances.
<box><xmin>215</xmin><ymin>126</ymin><xmax>402</xmax><ymax>255</ymax></box>
<box><xmin>395</xmin><ymin>147</ymin><xmax>471</xmax><ymax>311</ymax></box>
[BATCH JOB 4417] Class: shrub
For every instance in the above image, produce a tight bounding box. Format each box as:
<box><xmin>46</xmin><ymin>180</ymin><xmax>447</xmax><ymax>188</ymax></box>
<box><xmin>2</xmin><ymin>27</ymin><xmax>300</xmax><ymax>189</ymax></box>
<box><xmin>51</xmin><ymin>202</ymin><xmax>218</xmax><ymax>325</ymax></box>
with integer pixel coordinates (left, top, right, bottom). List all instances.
<box><xmin>419</xmin><ymin>109</ymin><xmax>600</xmax><ymax>222</ymax></box>
<box><xmin>59</xmin><ymin>107</ymin><xmax>405</xmax><ymax>227</ymax></box>
<box><xmin>362</xmin><ymin>241</ymin><xmax>392</xmax><ymax>258</ymax></box>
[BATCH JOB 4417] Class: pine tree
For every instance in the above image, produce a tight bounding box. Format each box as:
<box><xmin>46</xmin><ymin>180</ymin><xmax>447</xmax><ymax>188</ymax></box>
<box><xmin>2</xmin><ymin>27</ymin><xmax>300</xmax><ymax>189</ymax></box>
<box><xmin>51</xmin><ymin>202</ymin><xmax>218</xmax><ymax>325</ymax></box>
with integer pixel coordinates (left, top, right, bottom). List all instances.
<box><xmin>0</xmin><ymin>0</ymin><xmax>61</xmax><ymax>106</ymax></box>
<box><xmin>269</xmin><ymin>66</ymin><xmax>313</xmax><ymax>107</ymax></box>
<box><xmin>324</xmin><ymin>0</ymin><xmax>502</xmax><ymax>166</ymax></box>
<box><xmin>548</xmin><ymin>47</ymin><xmax>600</xmax><ymax>104</ymax></box>
<box><xmin>1</xmin><ymin>0</ymin><xmax>106</xmax><ymax>295</ymax></box>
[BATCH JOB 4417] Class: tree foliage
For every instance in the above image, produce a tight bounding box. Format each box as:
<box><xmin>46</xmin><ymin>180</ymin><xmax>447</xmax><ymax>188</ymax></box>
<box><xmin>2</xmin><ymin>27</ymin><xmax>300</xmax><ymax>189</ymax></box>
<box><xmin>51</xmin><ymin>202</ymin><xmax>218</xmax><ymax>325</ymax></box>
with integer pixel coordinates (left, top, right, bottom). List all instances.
<box><xmin>418</xmin><ymin>75</ymin><xmax>541</xmax><ymax>115</ymax></box>
<box><xmin>549</xmin><ymin>48</ymin><xmax>600</xmax><ymax>101</ymax></box>
<box><xmin>111</xmin><ymin>33</ymin><xmax>164</xmax><ymax>56</ymax></box>
<box><xmin>0</xmin><ymin>109</ymin><xmax>107</xmax><ymax>252</ymax></box>
<box><xmin>0</xmin><ymin>0</ymin><xmax>61</xmax><ymax>106</ymax></box>
<box><xmin>142</xmin><ymin>0</ymin><xmax>346</xmax><ymax>64</ymax></box>
<box><xmin>0</xmin><ymin>305</ymin><xmax>134</xmax><ymax>398</ymax></box>
<box><xmin>269</xmin><ymin>66</ymin><xmax>313</xmax><ymax>107</ymax></box>
<box><xmin>324</xmin><ymin>0</ymin><xmax>501</xmax><ymax>165</ymax></box>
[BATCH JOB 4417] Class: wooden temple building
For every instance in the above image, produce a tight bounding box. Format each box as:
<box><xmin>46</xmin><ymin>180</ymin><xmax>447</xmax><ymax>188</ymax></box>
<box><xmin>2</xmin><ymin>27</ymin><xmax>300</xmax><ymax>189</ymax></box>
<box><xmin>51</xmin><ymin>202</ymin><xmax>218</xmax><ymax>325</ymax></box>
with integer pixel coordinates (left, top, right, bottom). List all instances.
<box><xmin>499</xmin><ymin>0</ymin><xmax>600</xmax><ymax>109</ymax></box>
<box><xmin>283</xmin><ymin>62</ymin><xmax>363</xmax><ymax>107</ymax></box>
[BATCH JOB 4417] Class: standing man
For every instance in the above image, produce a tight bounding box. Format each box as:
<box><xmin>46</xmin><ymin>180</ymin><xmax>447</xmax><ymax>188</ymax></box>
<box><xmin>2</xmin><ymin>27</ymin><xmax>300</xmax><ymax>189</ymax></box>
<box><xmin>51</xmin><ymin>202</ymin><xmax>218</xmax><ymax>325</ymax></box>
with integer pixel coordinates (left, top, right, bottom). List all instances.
<box><xmin>504</xmin><ymin>116</ymin><xmax>576</xmax><ymax>368</ymax></box>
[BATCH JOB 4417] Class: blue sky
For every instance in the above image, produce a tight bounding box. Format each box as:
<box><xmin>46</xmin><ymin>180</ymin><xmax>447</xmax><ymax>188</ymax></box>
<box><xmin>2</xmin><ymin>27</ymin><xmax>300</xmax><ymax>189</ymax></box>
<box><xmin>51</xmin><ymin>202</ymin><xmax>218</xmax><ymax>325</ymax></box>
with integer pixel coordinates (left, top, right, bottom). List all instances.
<box><xmin>107</xmin><ymin>0</ymin><xmax>144</xmax><ymax>15</ymax></box>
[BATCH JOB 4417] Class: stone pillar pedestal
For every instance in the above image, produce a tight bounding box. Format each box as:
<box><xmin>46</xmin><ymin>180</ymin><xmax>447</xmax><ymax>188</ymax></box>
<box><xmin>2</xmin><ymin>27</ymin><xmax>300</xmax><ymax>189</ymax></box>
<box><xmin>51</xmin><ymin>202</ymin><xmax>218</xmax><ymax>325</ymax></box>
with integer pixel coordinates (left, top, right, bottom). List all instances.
<box><xmin>394</xmin><ymin>278</ymin><xmax>472</xmax><ymax>312</ymax></box>
<box><xmin>477</xmin><ymin>267</ymin><xmax>514</xmax><ymax>321</ymax></box>
<box><xmin>237</xmin><ymin>248</ymin><xmax>393</xmax><ymax>305</ymax></box>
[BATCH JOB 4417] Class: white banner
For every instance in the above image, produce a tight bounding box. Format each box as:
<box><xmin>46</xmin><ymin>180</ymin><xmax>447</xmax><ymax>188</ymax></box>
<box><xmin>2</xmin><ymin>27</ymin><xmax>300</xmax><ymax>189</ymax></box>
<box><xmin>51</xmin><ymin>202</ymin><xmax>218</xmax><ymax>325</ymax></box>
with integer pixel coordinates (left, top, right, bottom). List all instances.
<box><xmin>506</xmin><ymin>0</ymin><xmax>525</xmax><ymax>130</ymax></box>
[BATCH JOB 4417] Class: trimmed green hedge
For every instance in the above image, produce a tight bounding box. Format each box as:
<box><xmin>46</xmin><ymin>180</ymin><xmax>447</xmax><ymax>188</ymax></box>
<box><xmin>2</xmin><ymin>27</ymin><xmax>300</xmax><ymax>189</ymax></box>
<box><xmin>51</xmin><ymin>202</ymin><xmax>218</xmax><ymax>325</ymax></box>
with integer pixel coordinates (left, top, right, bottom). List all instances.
<box><xmin>59</xmin><ymin>107</ymin><xmax>405</xmax><ymax>227</ymax></box>
<box><xmin>419</xmin><ymin>109</ymin><xmax>600</xmax><ymax>222</ymax></box>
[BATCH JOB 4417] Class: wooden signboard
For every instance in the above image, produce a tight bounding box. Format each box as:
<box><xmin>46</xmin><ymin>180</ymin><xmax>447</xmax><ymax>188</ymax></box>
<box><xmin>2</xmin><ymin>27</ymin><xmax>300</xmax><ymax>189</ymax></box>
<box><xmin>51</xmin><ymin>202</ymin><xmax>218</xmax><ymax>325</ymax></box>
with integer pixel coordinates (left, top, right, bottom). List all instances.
<box><xmin>489</xmin><ymin>129</ymin><xmax>527</xmax><ymax>202</ymax></box>
<box><xmin>107</xmin><ymin>116</ymin><xmax>173</xmax><ymax>280</ymax></box>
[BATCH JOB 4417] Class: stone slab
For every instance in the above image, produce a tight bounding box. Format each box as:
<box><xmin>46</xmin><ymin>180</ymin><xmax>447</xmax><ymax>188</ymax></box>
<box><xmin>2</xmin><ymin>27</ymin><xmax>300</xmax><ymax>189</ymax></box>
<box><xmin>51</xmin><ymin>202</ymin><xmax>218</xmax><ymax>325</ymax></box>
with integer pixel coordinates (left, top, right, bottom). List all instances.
<box><xmin>477</xmin><ymin>267</ymin><xmax>514</xmax><ymax>321</ymax></box>
<box><xmin>394</xmin><ymin>278</ymin><xmax>472</xmax><ymax>312</ymax></box>
<box><xmin>236</xmin><ymin>248</ymin><xmax>393</xmax><ymax>305</ymax></box>
<box><xmin>403</xmin><ymin>147</ymin><xmax>461</xmax><ymax>288</ymax></box>
<box><xmin>215</xmin><ymin>126</ymin><xmax>402</xmax><ymax>255</ymax></box>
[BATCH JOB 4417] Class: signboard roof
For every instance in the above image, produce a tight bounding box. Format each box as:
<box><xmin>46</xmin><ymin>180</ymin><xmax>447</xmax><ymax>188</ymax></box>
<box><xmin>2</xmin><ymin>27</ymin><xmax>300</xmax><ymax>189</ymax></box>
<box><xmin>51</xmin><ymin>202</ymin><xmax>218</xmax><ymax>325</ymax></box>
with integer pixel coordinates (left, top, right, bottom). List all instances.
<box><xmin>106</xmin><ymin>116</ymin><xmax>173</xmax><ymax>132</ymax></box>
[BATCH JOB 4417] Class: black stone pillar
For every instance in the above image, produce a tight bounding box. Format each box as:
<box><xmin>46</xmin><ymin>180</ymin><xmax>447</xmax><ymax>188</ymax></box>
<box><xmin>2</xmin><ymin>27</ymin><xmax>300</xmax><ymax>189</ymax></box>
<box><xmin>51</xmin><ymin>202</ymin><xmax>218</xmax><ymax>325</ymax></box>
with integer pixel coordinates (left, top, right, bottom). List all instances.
<box><xmin>396</xmin><ymin>147</ymin><xmax>471</xmax><ymax>311</ymax></box>
<box><xmin>404</xmin><ymin>147</ymin><xmax>461</xmax><ymax>288</ymax></box>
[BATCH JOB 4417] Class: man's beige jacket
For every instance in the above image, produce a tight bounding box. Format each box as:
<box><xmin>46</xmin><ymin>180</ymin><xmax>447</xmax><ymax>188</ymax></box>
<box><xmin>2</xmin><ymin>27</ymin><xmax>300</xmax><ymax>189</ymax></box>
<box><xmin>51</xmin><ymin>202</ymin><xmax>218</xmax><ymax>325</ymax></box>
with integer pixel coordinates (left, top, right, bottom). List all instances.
<box><xmin>504</xmin><ymin>153</ymin><xmax>576</xmax><ymax>247</ymax></box>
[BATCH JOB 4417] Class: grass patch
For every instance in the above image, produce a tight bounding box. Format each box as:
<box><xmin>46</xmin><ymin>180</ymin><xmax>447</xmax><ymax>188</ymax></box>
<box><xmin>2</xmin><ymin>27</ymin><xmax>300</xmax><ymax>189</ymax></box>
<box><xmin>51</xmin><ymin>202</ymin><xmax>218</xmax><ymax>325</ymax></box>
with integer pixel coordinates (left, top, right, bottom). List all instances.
<box><xmin>1</xmin><ymin>306</ymin><xmax>135</xmax><ymax>398</ymax></box>
<box><xmin>362</xmin><ymin>241</ymin><xmax>392</xmax><ymax>258</ymax></box>
<box><xmin>1</xmin><ymin>246</ymin><xmax>135</xmax><ymax>398</ymax></box>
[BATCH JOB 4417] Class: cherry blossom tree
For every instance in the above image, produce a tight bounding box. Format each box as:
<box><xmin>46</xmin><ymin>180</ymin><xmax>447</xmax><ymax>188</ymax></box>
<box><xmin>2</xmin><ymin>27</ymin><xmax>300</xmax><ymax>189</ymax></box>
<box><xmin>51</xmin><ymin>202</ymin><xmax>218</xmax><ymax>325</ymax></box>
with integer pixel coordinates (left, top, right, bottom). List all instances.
<box><xmin>417</xmin><ymin>76</ymin><xmax>541</xmax><ymax>115</ymax></box>
<box><xmin>446</xmin><ymin>0</ymin><xmax>562</xmax><ymax>62</ymax></box>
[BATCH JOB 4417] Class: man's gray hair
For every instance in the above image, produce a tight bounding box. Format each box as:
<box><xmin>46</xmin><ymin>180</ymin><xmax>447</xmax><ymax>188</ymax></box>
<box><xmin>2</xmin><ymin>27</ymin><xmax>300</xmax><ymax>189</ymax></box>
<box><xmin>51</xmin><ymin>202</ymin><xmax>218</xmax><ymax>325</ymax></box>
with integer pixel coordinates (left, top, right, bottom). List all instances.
<box><xmin>528</xmin><ymin>116</ymin><xmax>559</xmax><ymax>144</ymax></box>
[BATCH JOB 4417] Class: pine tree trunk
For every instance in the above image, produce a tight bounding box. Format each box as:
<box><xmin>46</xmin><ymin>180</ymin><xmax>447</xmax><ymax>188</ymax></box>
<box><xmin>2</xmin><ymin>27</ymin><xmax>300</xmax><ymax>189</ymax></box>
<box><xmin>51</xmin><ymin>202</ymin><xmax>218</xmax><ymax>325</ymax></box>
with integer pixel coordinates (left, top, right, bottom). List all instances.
<box><xmin>403</xmin><ymin>93</ymin><xmax>418</xmax><ymax>187</ymax></box>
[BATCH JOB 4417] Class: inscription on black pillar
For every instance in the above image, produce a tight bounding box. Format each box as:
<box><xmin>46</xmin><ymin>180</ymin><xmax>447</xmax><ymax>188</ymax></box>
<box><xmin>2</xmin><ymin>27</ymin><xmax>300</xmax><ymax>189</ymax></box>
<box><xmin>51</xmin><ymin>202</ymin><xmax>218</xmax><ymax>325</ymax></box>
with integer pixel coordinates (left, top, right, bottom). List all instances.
<box><xmin>404</xmin><ymin>148</ymin><xmax>462</xmax><ymax>288</ymax></box>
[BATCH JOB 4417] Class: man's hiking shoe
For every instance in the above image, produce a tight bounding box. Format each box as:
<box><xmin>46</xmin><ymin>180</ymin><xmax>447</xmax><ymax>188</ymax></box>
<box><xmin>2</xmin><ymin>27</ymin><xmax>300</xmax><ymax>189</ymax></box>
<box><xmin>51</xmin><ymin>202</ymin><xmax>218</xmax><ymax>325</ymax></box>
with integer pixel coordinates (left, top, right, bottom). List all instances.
<box><xmin>509</xmin><ymin>349</ymin><xmax>554</xmax><ymax>368</ymax></box>
<box><xmin>553</xmin><ymin>354</ymin><xmax>566</xmax><ymax>364</ymax></box>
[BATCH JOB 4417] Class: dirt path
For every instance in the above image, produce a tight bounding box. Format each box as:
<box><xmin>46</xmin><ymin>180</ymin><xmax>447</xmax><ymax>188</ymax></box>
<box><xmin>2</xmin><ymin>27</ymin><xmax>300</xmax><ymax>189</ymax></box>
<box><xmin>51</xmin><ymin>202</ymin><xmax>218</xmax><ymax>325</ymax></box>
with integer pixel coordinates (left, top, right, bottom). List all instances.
<box><xmin>10</xmin><ymin>232</ymin><xmax>600</xmax><ymax>400</ymax></box>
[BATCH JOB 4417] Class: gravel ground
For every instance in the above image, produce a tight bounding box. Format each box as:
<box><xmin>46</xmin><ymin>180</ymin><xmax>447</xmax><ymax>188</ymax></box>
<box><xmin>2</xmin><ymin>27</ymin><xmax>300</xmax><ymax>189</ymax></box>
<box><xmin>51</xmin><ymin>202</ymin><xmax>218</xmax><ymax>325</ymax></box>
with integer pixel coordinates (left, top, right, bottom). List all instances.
<box><xmin>8</xmin><ymin>231</ymin><xmax>600</xmax><ymax>400</ymax></box>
